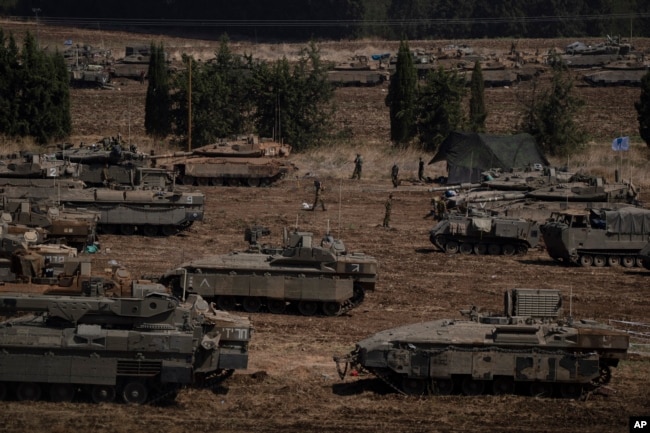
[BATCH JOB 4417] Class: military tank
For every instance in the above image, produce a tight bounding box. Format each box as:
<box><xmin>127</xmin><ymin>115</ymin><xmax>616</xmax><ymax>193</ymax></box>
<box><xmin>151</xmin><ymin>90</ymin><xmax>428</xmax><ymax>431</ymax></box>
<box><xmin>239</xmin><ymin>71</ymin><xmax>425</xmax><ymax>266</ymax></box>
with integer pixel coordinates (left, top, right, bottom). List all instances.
<box><xmin>0</xmin><ymin>289</ymin><xmax>251</xmax><ymax>404</ymax></box>
<box><xmin>0</xmin><ymin>151</ymin><xmax>80</xmax><ymax>180</ymax></box>
<box><xmin>429</xmin><ymin>210</ymin><xmax>540</xmax><ymax>255</ymax></box>
<box><xmin>540</xmin><ymin>207</ymin><xmax>650</xmax><ymax>267</ymax></box>
<box><xmin>334</xmin><ymin>288</ymin><xmax>629</xmax><ymax>397</ymax></box>
<box><xmin>151</xmin><ymin>135</ymin><xmax>294</xmax><ymax>187</ymax></box>
<box><xmin>2</xmin><ymin>186</ymin><xmax>204</xmax><ymax>237</ymax></box>
<box><xmin>157</xmin><ymin>226</ymin><xmax>378</xmax><ymax>316</ymax></box>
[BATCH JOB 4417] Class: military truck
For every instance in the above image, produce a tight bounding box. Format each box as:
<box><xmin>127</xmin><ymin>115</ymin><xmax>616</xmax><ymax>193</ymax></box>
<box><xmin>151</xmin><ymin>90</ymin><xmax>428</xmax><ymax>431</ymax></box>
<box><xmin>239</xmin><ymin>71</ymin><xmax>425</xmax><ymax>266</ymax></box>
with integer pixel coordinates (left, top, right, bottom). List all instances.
<box><xmin>2</xmin><ymin>186</ymin><xmax>204</xmax><ymax>237</ymax></box>
<box><xmin>429</xmin><ymin>210</ymin><xmax>540</xmax><ymax>255</ymax></box>
<box><xmin>540</xmin><ymin>207</ymin><xmax>650</xmax><ymax>267</ymax></box>
<box><xmin>151</xmin><ymin>135</ymin><xmax>294</xmax><ymax>187</ymax></box>
<box><xmin>0</xmin><ymin>290</ymin><xmax>251</xmax><ymax>403</ymax></box>
<box><xmin>157</xmin><ymin>226</ymin><xmax>378</xmax><ymax>316</ymax></box>
<box><xmin>334</xmin><ymin>288</ymin><xmax>628</xmax><ymax>397</ymax></box>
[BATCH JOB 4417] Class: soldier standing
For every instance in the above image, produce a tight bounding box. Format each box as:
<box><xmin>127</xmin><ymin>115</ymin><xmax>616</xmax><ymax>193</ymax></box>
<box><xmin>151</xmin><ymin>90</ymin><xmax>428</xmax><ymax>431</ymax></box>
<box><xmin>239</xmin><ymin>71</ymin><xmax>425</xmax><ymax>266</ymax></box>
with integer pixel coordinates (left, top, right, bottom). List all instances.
<box><xmin>312</xmin><ymin>179</ymin><xmax>327</xmax><ymax>211</ymax></box>
<box><xmin>436</xmin><ymin>196</ymin><xmax>447</xmax><ymax>220</ymax></box>
<box><xmin>418</xmin><ymin>157</ymin><xmax>425</xmax><ymax>181</ymax></box>
<box><xmin>383</xmin><ymin>193</ymin><xmax>393</xmax><ymax>228</ymax></box>
<box><xmin>391</xmin><ymin>163</ymin><xmax>399</xmax><ymax>188</ymax></box>
<box><xmin>351</xmin><ymin>154</ymin><xmax>363</xmax><ymax>180</ymax></box>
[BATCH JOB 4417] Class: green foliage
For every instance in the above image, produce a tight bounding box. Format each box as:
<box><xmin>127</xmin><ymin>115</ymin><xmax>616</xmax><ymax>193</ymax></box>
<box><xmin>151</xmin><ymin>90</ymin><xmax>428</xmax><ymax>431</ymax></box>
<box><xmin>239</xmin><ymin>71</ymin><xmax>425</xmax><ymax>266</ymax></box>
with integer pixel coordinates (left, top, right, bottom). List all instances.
<box><xmin>635</xmin><ymin>70</ymin><xmax>650</xmax><ymax>146</ymax></box>
<box><xmin>468</xmin><ymin>61</ymin><xmax>487</xmax><ymax>132</ymax></box>
<box><xmin>0</xmin><ymin>30</ymin><xmax>71</xmax><ymax>144</ymax></box>
<box><xmin>145</xmin><ymin>42</ymin><xmax>172</xmax><ymax>138</ymax></box>
<box><xmin>416</xmin><ymin>66</ymin><xmax>467</xmax><ymax>151</ymax></box>
<box><xmin>519</xmin><ymin>60</ymin><xmax>586</xmax><ymax>157</ymax></box>
<box><xmin>385</xmin><ymin>39</ymin><xmax>418</xmax><ymax>146</ymax></box>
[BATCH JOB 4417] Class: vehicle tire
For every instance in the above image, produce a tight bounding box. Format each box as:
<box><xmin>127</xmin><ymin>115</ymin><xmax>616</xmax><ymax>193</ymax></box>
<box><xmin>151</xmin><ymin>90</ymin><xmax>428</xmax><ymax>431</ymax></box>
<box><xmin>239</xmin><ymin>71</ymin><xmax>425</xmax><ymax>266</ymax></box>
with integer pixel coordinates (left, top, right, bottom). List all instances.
<box><xmin>160</xmin><ymin>225</ymin><xmax>177</xmax><ymax>236</ymax></box>
<box><xmin>267</xmin><ymin>299</ymin><xmax>286</xmax><ymax>314</ymax></box>
<box><xmin>50</xmin><ymin>383</ymin><xmax>76</xmax><ymax>402</ymax></box>
<box><xmin>401</xmin><ymin>377</ymin><xmax>426</xmax><ymax>395</ymax></box>
<box><xmin>298</xmin><ymin>300</ymin><xmax>318</xmax><ymax>316</ymax></box>
<box><xmin>593</xmin><ymin>255</ymin><xmax>606</xmax><ymax>267</ymax></box>
<box><xmin>488</xmin><ymin>244</ymin><xmax>501</xmax><ymax>255</ymax></box>
<box><xmin>579</xmin><ymin>255</ymin><xmax>593</xmax><ymax>267</ymax></box>
<box><xmin>517</xmin><ymin>245</ymin><xmax>529</xmax><ymax>255</ymax></box>
<box><xmin>0</xmin><ymin>382</ymin><xmax>7</xmax><ymax>401</ymax></box>
<box><xmin>431</xmin><ymin>379</ymin><xmax>454</xmax><ymax>395</ymax></box>
<box><xmin>119</xmin><ymin>224</ymin><xmax>136</xmax><ymax>236</ymax></box>
<box><xmin>322</xmin><ymin>302</ymin><xmax>342</xmax><ymax>316</ymax></box>
<box><xmin>622</xmin><ymin>256</ymin><xmax>636</xmax><ymax>268</ymax></box>
<box><xmin>635</xmin><ymin>256</ymin><xmax>644</xmax><ymax>267</ymax></box>
<box><xmin>445</xmin><ymin>241</ymin><xmax>459</xmax><ymax>254</ymax></box>
<box><xmin>181</xmin><ymin>175</ymin><xmax>195</xmax><ymax>186</ymax></box>
<box><xmin>16</xmin><ymin>382</ymin><xmax>42</xmax><ymax>401</ymax></box>
<box><xmin>197</xmin><ymin>177</ymin><xmax>210</xmax><ymax>186</ymax></box>
<box><xmin>459</xmin><ymin>243</ymin><xmax>473</xmax><ymax>255</ymax></box>
<box><xmin>242</xmin><ymin>297</ymin><xmax>262</xmax><ymax>313</ymax></box>
<box><xmin>217</xmin><ymin>296</ymin><xmax>237</xmax><ymax>311</ymax></box>
<box><xmin>247</xmin><ymin>178</ymin><xmax>261</xmax><ymax>187</ymax></box>
<box><xmin>461</xmin><ymin>377</ymin><xmax>485</xmax><ymax>396</ymax></box>
<box><xmin>209</xmin><ymin>178</ymin><xmax>223</xmax><ymax>186</ymax></box>
<box><xmin>559</xmin><ymin>383</ymin><xmax>582</xmax><ymax>399</ymax></box>
<box><xmin>474</xmin><ymin>244</ymin><xmax>488</xmax><ymax>255</ymax></box>
<box><xmin>100</xmin><ymin>224</ymin><xmax>117</xmax><ymax>235</ymax></box>
<box><xmin>91</xmin><ymin>385</ymin><xmax>116</xmax><ymax>403</ymax></box>
<box><xmin>502</xmin><ymin>244</ymin><xmax>516</xmax><ymax>256</ymax></box>
<box><xmin>607</xmin><ymin>256</ymin><xmax>620</xmax><ymax>266</ymax></box>
<box><xmin>122</xmin><ymin>381</ymin><xmax>148</xmax><ymax>404</ymax></box>
<box><xmin>492</xmin><ymin>377</ymin><xmax>515</xmax><ymax>395</ymax></box>
<box><xmin>141</xmin><ymin>225</ymin><xmax>158</xmax><ymax>237</ymax></box>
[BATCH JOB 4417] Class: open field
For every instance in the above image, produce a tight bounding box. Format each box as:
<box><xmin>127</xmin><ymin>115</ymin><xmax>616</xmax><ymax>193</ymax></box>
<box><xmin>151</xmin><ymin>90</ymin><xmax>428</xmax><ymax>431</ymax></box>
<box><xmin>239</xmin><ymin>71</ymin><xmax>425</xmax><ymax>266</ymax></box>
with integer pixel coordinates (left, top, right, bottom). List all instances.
<box><xmin>0</xmin><ymin>20</ymin><xmax>649</xmax><ymax>433</ymax></box>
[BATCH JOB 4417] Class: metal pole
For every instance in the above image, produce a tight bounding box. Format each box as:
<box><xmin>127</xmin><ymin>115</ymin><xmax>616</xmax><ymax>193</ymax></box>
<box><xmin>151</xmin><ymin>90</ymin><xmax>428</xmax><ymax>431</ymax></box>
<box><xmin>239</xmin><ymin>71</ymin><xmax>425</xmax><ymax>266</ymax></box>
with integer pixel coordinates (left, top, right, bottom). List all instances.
<box><xmin>188</xmin><ymin>58</ymin><xmax>192</xmax><ymax>152</ymax></box>
<box><xmin>32</xmin><ymin>8</ymin><xmax>41</xmax><ymax>48</ymax></box>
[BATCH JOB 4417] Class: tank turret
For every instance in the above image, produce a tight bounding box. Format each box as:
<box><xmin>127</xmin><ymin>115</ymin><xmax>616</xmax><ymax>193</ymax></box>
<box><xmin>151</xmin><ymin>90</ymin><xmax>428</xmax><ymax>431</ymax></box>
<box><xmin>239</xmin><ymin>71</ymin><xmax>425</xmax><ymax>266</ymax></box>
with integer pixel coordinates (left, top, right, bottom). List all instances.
<box><xmin>335</xmin><ymin>289</ymin><xmax>628</xmax><ymax>398</ymax></box>
<box><xmin>158</xmin><ymin>226</ymin><xmax>378</xmax><ymax>316</ymax></box>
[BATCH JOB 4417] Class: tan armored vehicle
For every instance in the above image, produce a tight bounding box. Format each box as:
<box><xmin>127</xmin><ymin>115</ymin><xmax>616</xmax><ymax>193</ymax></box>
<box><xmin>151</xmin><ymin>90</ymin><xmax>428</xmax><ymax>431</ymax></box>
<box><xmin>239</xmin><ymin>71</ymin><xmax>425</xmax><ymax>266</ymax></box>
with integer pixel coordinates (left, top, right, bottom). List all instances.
<box><xmin>152</xmin><ymin>135</ymin><xmax>294</xmax><ymax>187</ymax></box>
<box><xmin>158</xmin><ymin>226</ymin><xmax>378</xmax><ymax>316</ymax></box>
<box><xmin>0</xmin><ymin>288</ymin><xmax>251</xmax><ymax>403</ymax></box>
<box><xmin>335</xmin><ymin>288</ymin><xmax>628</xmax><ymax>397</ymax></box>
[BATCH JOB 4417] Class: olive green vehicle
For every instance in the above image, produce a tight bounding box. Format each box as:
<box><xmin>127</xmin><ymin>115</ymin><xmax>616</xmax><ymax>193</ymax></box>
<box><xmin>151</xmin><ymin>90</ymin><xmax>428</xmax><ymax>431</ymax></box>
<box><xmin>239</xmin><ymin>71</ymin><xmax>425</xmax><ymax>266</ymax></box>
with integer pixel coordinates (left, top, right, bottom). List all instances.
<box><xmin>540</xmin><ymin>207</ymin><xmax>650</xmax><ymax>267</ymax></box>
<box><xmin>0</xmin><ymin>288</ymin><xmax>251</xmax><ymax>404</ymax></box>
<box><xmin>335</xmin><ymin>289</ymin><xmax>628</xmax><ymax>398</ymax></box>
<box><xmin>429</xmin><ymin>210</ymin><xmax>540</xmax><ymax>255</ymax></box>
<box><xmin>158</xmin><ymin>226</ymin><xmax>378</xmax><ymax>316</ymax></box>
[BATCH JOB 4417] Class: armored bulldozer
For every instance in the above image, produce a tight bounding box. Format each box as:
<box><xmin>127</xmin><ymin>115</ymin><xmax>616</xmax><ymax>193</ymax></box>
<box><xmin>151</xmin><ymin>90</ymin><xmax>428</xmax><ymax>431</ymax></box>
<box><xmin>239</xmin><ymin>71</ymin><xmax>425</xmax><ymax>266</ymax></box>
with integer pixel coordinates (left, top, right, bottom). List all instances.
<box><xmin>334</xmin><ymin>288</ymin><xmax>628</xmax><ymax>398</ymax></box>
<box><xmin>151</xmin><ymin>135</ymin><xmax>294</xmax><ymax>187</ymax></box>
<box><xmin>0</xmin><ymin>290</ymin><xmax>251</xmax><ymax>404</ymax></box>
<box><xmin>2</xmin><ymin>186</ymin><xmax>204</xmax><ymax>237</ymax></box>
<box><xmin>540</xmin><ymin>207</ymin><xmax>650</xmax><ymax>267</ymax></box>
<box><xmin>157</xmin><ymin>226</ymin><xmax>378</xmax><ymax>316</ymax></box>
<box><xmin>429</xmin><ymin>210</ymin><xmax>539</xmax><ymax>255</ymax></box>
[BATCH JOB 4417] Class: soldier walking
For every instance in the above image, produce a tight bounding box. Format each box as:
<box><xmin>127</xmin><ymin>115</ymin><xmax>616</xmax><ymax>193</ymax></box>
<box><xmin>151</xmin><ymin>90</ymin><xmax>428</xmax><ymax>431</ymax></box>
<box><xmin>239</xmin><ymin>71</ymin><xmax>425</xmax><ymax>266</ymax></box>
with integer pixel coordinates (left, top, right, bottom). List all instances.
<box><xmin>312</xmin><ymin>179</ymin><xmax>327</xmax><ymax>211</ymax></box>
<box><xmin>383</xmin><ymin>193</ymin><xmax>393</xmax><ymax>228</ymax></box>
<box><xmin>418</xmin><ymin>157</ymin><xmax>425</xmax><ymax>181</ymax></box>
<box><xmin>351</xmin><ymin>154</ymin><xmax>363</xmax><ymax>180</ymax></box>
<box><xmin>391</xmin><ymin>163</ymin><xmax>399</xmax><ymax>188</ymax></box>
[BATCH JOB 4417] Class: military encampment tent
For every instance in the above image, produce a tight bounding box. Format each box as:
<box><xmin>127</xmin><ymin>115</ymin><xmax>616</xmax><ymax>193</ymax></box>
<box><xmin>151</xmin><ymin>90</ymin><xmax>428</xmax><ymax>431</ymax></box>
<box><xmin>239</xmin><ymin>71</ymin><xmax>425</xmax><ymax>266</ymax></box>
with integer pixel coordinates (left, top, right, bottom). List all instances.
<box><xmin>429</xmin><ymin>132</ymin><xmax>549</xmax><ymax>184</ymax></box>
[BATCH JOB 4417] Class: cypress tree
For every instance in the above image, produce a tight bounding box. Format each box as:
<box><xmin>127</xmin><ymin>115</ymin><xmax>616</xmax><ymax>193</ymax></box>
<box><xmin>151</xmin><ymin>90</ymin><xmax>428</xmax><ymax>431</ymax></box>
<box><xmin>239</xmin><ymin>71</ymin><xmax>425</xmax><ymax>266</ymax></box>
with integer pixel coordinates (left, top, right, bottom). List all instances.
<box><xmin>468</xmin><ymin>60</ymin><xmax>487</xmax><ymax>132</ymax></box>
<box><xmin>385</xmin><ymin>39</ymin><xmax>418</xmax><ymax>146</ymax></box>
<box><xmin>144</xmin><ymin>42</ymin><xmax>171</xmax><ymax>138</ymax></box>
<box><xmin>634</xmin><ymin>70</ymin><xmax>650</xmax><ymax>147</ymax></box>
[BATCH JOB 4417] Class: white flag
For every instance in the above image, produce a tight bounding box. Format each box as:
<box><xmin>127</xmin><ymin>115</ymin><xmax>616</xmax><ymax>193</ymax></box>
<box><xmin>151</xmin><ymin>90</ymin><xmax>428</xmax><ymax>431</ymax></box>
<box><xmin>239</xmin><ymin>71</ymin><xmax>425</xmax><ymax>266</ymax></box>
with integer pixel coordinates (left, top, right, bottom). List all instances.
<box><xmin>611</xmin><ymin>136</ymin><xmax>630</xmax><ymax>151</ymax></box>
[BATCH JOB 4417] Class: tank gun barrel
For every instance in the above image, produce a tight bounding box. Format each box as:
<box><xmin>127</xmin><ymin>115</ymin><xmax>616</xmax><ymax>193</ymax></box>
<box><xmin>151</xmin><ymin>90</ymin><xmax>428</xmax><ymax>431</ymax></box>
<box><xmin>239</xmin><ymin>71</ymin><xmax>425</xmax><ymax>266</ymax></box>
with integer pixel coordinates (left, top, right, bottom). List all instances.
<box><xmin>428</xmin><ymin>182</ymin><xmax>481</xmax><ymax>192</ymax></box>
<box><xmin>468</xmin><ymin>192</ymin><xmax>527</xmax><ymax>203</ymax></box>
<box><xmin>148</xmin><ymin>151</ymin><xmax>194</xmax><ymax>160</ymax></box>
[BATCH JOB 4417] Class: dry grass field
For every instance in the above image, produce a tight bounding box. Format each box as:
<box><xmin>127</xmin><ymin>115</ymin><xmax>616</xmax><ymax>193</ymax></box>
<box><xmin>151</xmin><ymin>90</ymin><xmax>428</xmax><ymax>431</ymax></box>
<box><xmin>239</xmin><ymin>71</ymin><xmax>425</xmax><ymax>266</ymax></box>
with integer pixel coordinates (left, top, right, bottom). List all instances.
<box><xmin>0</xmin><ymin>20</ymin><xmax>649</xmax><ymax>433</ymax></box>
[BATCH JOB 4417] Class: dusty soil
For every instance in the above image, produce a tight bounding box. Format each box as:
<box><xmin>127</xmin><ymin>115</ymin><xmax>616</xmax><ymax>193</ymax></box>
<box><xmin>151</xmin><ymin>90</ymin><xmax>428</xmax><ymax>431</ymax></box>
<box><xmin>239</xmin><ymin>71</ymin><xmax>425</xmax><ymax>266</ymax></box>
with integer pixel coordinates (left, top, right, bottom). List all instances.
<box><xmin>1</xmin><ymin>21</ymin><xmax>650</xmax><ymax>433</ymax></box>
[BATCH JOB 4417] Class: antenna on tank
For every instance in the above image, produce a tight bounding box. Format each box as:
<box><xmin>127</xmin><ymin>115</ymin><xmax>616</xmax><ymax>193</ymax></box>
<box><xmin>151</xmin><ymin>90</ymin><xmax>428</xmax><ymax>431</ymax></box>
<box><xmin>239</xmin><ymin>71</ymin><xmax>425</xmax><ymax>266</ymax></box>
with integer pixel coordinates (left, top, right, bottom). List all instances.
<box><xmin>337</xmin><ymin>179</ymin><xmax>342</xmax><ymax>239</ymax></box>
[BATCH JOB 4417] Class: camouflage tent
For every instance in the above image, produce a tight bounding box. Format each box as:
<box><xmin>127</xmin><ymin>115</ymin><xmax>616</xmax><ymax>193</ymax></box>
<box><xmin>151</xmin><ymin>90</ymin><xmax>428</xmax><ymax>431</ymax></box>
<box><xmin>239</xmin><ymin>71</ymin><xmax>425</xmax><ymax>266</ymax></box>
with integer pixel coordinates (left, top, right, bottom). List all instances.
<box><xmin>430</xmin><ymin>132</ymin><xmax>549</xmax><ymax>184</ymax></box>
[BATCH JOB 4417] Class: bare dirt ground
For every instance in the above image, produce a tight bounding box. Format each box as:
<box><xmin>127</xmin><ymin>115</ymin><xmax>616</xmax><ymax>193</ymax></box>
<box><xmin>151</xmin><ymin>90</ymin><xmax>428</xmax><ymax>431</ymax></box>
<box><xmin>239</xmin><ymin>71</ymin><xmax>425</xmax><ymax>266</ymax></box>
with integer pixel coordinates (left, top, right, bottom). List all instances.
<box><xmin>1</xmin><ymin>21</ymin><xmax>650</xmax><ymax>433</ymax></box>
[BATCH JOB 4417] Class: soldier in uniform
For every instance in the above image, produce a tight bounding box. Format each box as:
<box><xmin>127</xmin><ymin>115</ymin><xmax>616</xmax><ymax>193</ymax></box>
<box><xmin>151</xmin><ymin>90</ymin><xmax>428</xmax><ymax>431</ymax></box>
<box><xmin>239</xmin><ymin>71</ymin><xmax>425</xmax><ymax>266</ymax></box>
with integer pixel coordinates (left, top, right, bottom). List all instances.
<box><xmin>383</xmin><ymin>193</ymin><xmax>393</xmax><ymax>228</ymax></box>
<box><xmin>391</xmin><ymin>163</ymin><xmax>399</xmax><ymax>188</ymax></box>
<box><xmin>351</xmin><ymin>154</ymin><xmax>363</xmax><ymax>180</ymax></box>
<box><xmin>418</xmin><ymin>157</ymin><xmax>425</xmax><ymax>181</ymax></box>
<box><xmin>436</xmin><ymin>196</ymin><xmax>447</xmax><ymax>220</ymax></box>
<box><xmin>312</xmin><ymin>179</ymin><xmax>327</xmax><ymax>211</ymax></box>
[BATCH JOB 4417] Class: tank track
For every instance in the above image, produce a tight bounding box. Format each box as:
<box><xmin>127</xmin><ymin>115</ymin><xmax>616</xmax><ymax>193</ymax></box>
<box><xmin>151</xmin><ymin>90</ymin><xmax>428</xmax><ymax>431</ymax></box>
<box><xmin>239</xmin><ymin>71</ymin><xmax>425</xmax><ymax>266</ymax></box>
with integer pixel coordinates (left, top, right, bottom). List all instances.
<box><xmin>146</xmin><ymin>369</ymin><xmax>234</xmax><ymax>405</ymax></box>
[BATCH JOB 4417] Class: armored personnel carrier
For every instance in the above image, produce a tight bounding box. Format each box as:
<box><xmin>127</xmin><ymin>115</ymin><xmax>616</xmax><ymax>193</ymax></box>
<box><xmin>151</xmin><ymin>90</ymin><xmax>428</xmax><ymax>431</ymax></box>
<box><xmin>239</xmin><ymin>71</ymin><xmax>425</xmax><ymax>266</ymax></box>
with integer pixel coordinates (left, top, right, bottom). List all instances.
<box><xmin>152</xmin><ymin>135</ymin><xmax>294</xmax><ymax>187</ymax></box>
<box><xmin>157</xmin><ymin>226</ymin><xmax>378</xmax><ymax>316</ymax></box>
<box><xmin>429</xmin><ymin>210</ymin><xmax>540</xmax><ymax>255</ymax></box>
<box><xmin>540</xmin><ymin>207</ymin><xmax>650</xmax><ymax>267</ymax></box>
<box><xmin>0</xmin><ymin>290</ymin><xmax>251</xmax><ymax>404</ymax></box>
<box><xmin>2</xmin><ymin>186</ymin><xmax>204</xmax><ymax>237</ymax></box>
<box><xmin>334</xmin><ymin>288</ymin><xmax>628</xmax><ymax>397</ymax></box>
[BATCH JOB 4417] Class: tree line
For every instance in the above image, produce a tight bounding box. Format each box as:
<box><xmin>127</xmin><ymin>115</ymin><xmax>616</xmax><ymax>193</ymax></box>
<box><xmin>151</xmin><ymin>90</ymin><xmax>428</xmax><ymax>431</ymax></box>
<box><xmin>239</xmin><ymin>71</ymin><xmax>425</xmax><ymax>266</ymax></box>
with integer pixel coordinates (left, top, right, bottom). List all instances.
<box><xmin>3</xmin><ymin>0</ymin><xmax>650</xmax><ymax>40</ymax></box>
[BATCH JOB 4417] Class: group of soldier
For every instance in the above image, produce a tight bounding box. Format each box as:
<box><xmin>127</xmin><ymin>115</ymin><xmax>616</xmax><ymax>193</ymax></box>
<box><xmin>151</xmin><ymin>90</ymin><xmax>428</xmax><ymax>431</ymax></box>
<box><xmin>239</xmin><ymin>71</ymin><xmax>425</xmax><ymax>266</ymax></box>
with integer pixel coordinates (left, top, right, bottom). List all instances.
<box><xmin>311</xmin><ymin>153</ymin><xmax>444</xmax><ymax>228</ymax></box>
